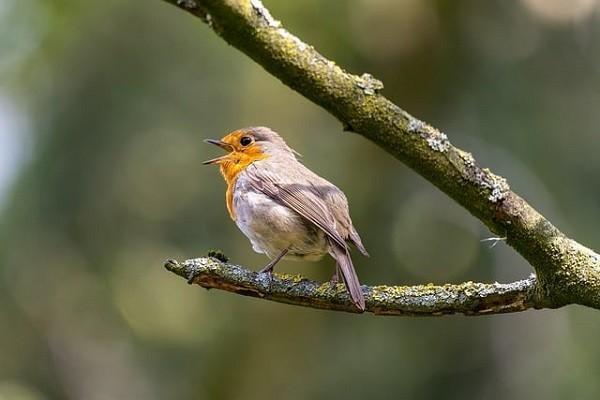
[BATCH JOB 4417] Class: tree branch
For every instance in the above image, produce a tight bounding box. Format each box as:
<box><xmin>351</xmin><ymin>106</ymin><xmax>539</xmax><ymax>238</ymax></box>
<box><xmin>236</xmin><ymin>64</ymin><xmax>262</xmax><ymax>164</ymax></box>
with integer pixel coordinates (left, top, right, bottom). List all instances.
<box><xmin>160</xmin><ymin>0</ymin><xmax>600</xmax><ymax>311</ymax></box>
<box><xmin>165</xmin><ymin>258</ymin><xmax>540</xmax><ymax>315</ymax></box>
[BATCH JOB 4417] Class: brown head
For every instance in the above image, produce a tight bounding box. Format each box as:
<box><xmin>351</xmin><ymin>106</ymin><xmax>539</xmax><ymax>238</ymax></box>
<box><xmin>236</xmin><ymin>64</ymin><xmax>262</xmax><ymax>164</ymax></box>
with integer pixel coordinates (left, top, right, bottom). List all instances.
<box><xmin>204</xmin><ymin>127</ymin><xmax>297</xmax><ymax>219</ymax></box>
<box><xmin>203</xmin><ymin>127</ymin><xmax>296</xmax><ymax>184</ymax></box>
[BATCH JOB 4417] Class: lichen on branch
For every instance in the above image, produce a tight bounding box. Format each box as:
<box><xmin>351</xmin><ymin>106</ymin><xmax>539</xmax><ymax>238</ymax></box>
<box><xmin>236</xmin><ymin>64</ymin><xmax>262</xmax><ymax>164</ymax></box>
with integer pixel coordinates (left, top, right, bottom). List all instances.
<box><xmin>160</xmin><ymin>0</ymin><xmax>600</xmax><ymax>311</ymax></box>
<box><xmin>165</xmin><ymin>258</ymin><xmax>540</xmax><ymax>316</ymax></box>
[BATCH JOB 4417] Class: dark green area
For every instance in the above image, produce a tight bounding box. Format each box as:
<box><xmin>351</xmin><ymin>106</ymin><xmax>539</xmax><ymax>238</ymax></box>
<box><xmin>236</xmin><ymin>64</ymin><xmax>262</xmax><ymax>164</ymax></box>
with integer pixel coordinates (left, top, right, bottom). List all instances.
<box><xmin>175</xmin><ymin>0</ymin><xmax>600</xmax><ymax>309</ymax></box>
<box><xmin>0</xmin><ymin>0</ymin><xmax>599</xmax><ymax>399</ymax></box>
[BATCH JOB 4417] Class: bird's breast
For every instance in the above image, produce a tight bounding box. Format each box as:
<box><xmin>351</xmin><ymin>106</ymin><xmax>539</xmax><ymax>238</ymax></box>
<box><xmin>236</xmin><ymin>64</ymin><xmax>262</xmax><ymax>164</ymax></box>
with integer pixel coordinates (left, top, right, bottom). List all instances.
<box><xmin>232</xmin><ymin>174</ymin><xmax>328</xmax><ymax>260</ymax></box>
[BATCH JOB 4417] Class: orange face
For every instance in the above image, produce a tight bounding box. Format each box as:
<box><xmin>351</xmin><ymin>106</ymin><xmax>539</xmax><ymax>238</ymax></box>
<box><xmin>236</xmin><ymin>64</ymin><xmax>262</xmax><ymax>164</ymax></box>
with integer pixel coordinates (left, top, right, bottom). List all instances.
<box><xmin>204</xmin><ymin>130</ymin><xmax>268</xmax><ymax>220</ymax></box>
<box><xmin>204</xmin><ymin>129</ymin><xmax>268</xmax><ymax>182</ymax></box>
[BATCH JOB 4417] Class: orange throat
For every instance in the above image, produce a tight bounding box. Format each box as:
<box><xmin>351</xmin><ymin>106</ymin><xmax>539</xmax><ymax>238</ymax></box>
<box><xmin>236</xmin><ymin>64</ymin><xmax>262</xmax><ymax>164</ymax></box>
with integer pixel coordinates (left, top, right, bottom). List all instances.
<box><xmin>219</xmin><ymin>151</ymin><xmax>267</xmax><ymax>220</ymax></box>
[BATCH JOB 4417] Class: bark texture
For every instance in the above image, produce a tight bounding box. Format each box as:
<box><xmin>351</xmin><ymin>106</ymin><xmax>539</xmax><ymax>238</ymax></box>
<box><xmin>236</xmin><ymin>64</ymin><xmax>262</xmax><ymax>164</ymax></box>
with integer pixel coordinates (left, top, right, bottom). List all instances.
<box><xmin>165</xmin><ymin>258</ymin><xmax>539</xmax><ymax>315</ymax></box>
<box><xmin>160</xmin><ymin>0</ymin><xmax>600</xmax><ymax>313</ymax></box>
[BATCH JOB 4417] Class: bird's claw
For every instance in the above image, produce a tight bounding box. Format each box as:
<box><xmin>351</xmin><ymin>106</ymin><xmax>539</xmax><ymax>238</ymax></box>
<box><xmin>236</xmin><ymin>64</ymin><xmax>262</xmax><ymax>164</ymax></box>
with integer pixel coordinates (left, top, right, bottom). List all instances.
<box><xmin>329</xmin><ymin>266</ymin><xmax>340</xmax><ymax>289</ymax></box>
<box><xmin>258</xmin><ymin>264</ymin><xmax>274</xmax><ymax>275</ymax></box>
<box><xmin>329</xmin><ymin>275</ymin><xmax>339</xmax><ymax>289</ymax></box>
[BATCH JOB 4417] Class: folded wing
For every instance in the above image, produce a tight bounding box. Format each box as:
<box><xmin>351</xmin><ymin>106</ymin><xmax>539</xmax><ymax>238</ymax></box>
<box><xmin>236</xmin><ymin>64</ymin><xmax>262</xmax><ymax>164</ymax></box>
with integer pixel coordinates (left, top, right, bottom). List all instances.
<box><xmin>245</xmin><ymin>163</ymin><xmax>366</xmax><ymax>311</ymax></box>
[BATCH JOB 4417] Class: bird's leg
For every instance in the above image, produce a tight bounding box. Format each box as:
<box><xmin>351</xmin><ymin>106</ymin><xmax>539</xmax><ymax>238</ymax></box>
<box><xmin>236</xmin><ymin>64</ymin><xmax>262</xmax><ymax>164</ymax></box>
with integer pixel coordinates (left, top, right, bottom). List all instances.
<box><xmin>329</xmin><ymin>262</ymin><xmax>341</xmax><ymax>288</ymax></box>
<box><xmin>259</xmin><ymin>248</ymin><xmax>289</xmax><ymax>277</ymax></box>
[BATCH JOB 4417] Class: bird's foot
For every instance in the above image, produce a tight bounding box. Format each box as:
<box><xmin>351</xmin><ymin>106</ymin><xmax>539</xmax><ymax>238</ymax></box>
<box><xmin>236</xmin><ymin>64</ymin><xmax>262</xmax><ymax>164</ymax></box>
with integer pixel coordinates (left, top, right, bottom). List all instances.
<box><xmin>258</xmin><ymin>263</ymin><xmax>275</xmax><ymax>275</ymax></box>
<box><xmin>258</xmin><ymin>262</ymin><xmax>277</xmax><ymax>288</ymax></box>
<box><xmin>259</xmin><ymin>265</ymin><xmax>274</xmax><ymax>280</ymax></box>
<box><xmin>257</xmin><ymin>248</ymin><xmax>288</xmax><ymax>282</ymax></box>
<box><xmin>329</xmin><ymin>269</ymin><xmax>340</xmax><ymax>289</ymax></box>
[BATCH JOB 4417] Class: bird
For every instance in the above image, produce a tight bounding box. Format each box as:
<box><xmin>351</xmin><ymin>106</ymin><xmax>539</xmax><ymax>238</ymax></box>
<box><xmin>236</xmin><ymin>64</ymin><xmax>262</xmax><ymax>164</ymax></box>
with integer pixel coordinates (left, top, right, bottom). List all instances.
<box><xmin>203</xmin><ymin>127</ymin><xmax>368</xmax><ymax>311</ymax></box>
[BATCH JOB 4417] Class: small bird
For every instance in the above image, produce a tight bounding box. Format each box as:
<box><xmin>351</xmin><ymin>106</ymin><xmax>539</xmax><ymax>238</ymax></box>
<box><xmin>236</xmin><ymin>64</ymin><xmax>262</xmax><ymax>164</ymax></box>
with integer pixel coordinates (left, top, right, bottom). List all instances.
<box><xmin>203</xmin><ymin>127</ymin><xmax>368</xmax><ymax>311</ymax></box>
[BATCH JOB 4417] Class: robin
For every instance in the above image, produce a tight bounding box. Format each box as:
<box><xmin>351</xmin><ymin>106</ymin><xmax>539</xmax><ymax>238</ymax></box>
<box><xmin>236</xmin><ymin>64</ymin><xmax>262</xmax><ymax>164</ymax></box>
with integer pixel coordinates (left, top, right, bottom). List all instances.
<box><xmin>203</xmin><ymin>127</ymin><xmax>368</xmax><ymax>311</ymax></box>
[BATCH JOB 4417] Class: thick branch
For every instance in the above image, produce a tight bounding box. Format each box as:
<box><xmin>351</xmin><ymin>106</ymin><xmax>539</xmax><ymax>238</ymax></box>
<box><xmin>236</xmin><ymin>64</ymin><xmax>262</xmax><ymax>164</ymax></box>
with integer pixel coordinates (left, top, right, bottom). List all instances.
<box><xmin>165</xmin><ymin>258</ymin><xmax>540</xmax><ymax>316</ymax></box>
<box><xmin>160</xmin><ymin>0</ymin><xmax>600</xmax><ymax>309</ymax></box>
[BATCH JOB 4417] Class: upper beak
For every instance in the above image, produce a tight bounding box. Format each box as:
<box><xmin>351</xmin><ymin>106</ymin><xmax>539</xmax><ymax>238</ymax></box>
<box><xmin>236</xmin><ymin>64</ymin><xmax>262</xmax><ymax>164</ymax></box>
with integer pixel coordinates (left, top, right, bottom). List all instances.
<box><xmin>203</xmin><ymin>139</ymin><xmax>234</xmax><ymax>165</ymax></box>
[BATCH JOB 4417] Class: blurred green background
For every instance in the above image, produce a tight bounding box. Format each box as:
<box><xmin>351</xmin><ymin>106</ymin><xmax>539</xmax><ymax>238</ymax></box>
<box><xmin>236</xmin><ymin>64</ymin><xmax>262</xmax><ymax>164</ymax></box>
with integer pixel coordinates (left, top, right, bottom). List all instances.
<box><xmin>0</xmin><ymin>0</ymin><xmax>599</xmax><ymax>399</ymax></box>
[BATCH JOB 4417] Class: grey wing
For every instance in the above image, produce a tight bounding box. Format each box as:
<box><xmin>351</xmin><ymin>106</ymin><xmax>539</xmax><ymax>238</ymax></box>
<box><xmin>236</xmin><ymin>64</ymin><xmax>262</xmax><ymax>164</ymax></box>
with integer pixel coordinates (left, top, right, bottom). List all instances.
<box><xmin>244</xmin><ymin>164</ymin><xmax>347</xmax><ymax>249</ymax></box>
<box><xmin>244</xmin><ymin>162</ymin><xmax>366</xmax><ymax>311</ymax></box>
<box><xmin>319</xmin><ymin>187</ymin><xmax>369</xmax><ymax>257</ymax></box>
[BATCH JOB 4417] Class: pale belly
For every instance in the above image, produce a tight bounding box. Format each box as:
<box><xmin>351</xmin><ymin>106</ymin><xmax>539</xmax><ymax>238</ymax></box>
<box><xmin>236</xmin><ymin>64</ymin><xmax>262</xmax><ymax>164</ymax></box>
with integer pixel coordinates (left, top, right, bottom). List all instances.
<box><xmin>233</xmin><ymin>188</ymin><xmax>328</xmax><ymax>261</ymax></box>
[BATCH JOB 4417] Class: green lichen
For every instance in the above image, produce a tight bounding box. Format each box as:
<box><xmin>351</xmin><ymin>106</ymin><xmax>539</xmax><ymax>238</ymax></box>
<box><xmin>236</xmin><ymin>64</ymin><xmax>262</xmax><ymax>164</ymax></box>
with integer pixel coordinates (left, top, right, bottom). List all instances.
<box><xmin>162</xmin><ymin>0</ymin><xmax>600</xmax><ymax>312</ymax></box>
<box><xmin>275</xmin><ymin>272</ymin><xmax>304</xmax><ymax>284</ymax></box>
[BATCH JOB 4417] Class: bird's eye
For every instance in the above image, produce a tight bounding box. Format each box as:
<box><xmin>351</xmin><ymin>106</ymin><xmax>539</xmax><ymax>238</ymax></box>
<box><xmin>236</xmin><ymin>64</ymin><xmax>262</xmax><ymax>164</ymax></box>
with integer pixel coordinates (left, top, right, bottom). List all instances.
<box><xmin>240</xmin><ymin>136</ymin><xmax>253</xmax><ymax>146</ymax></box>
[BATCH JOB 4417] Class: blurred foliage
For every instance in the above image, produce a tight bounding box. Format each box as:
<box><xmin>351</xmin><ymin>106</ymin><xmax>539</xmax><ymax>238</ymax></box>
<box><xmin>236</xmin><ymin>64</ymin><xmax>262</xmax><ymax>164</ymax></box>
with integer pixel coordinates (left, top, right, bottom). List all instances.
<box><xmin>0</xmin><ymin>0</ymin><xmax>599</xmax><ymax>399</ymax></box>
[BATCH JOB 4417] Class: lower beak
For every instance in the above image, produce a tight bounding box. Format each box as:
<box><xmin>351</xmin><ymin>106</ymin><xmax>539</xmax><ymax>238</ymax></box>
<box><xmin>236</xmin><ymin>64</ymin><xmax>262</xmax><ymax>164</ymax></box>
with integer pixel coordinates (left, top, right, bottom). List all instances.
<box><xmin>203</xmin><ymin>139</ymin><xmax>234</xmax><ymax>165</ymax></box>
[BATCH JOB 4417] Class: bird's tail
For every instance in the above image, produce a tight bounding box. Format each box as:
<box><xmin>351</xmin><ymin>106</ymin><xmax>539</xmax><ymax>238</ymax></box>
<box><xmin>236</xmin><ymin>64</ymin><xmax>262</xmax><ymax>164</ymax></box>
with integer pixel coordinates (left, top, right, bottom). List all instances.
<box><xmin>328</xmin><ymin>240</ymin><xmax>365</xmax><ymax>312</ymax></box>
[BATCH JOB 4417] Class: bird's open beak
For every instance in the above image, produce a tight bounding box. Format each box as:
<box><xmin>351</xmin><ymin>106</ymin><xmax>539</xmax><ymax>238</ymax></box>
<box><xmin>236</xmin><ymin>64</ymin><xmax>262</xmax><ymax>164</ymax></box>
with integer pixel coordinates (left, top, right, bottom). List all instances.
<box><xmin>203</xmin><ymin>139</ymin><xmax>234</xmax><ymax>165</ymax></box>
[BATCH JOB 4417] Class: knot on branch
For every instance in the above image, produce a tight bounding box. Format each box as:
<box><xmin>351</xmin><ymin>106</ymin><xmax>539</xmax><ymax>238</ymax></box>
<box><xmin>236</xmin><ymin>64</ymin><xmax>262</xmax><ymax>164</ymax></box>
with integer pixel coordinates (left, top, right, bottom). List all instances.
<box><xmin>176</xmin><ymin>0</ymin><xmax>198</xmax><ymax>10</ymax></box>
<box><xmin>356</xmin><ymin>73</ymin><xmax>384</xmax><ymax>96</ymax></box>
<box><xmin>251</xmin><ymin>0</ymin><xmax>280</xmax><ymax>28</ymax></box>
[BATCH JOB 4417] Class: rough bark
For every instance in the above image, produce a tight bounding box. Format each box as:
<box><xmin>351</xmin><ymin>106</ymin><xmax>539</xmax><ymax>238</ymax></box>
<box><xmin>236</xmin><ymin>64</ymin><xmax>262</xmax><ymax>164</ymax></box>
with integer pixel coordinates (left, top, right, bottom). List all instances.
<box><xmin>165</xmin><ymin>258</ymin><xmax>539</xmax><ymax>315</ymax></box>
<box><xmin>159</xmin><ymin>0</ymin><xmax>600</xmax><ymax>312</ymax></box>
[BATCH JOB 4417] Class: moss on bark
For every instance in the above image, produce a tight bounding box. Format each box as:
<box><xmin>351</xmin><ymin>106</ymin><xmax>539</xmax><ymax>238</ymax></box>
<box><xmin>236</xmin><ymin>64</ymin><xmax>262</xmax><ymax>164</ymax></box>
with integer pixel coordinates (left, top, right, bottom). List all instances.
<box><xmin>161</xmin><ymin>0</ymin><xmax>600</xmax><ymax>311</ymax></box>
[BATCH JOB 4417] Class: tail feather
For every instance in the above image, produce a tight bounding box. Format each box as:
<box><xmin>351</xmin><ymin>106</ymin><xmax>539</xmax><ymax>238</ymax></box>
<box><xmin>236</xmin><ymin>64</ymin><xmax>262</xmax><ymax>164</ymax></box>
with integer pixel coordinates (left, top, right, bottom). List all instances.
<box><xmin>328</xmin><ymin>240</ymin><xmax>365</xmax><ymax>312</ymax></box>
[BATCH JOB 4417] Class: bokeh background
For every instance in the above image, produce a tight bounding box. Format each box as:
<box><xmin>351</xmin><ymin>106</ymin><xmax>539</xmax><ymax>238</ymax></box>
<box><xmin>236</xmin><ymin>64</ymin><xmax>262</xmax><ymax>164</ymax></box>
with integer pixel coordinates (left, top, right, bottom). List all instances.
<box><xmin>1</xmin><ymin>0</ymin><xmax>599</xmax><ymax>399</ymax></box>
